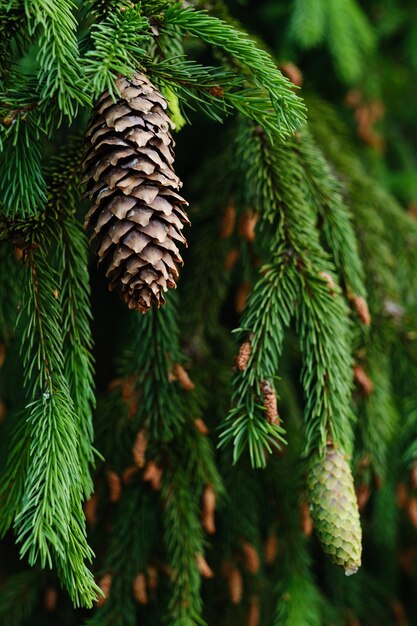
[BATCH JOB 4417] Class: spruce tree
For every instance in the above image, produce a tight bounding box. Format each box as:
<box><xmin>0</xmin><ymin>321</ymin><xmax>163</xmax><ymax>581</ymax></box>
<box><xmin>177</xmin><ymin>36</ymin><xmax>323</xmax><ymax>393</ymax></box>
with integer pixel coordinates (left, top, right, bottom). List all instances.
<box><xmin>0</xmin><ymin>0</ymin><xmax>417</xmax><ymax>624</ymax></box>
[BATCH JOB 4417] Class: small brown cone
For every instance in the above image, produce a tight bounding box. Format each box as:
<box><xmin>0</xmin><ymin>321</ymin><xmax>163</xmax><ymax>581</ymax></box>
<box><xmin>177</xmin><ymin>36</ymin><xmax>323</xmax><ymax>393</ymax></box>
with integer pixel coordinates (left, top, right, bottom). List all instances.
<box><xmin>202</xmin><ymin>485</ymin><xmax>216</xmax><ymax>534</ymax></box>
<box><xmin>0</xmin><ymin>343</ymin><xmax>5</xmax><ymax>367</ymax></box>
<box><xmin>44</xmin><ymin>587</ymin><xmax>58</xmax><ymax>612</ymax></box>
<box><xmin>132</xmin><ymin>429</ymin><xmax>148</xmax><ymax>468</ymax></box>
<box><xmin>147</xmin><ymin>566</ymin><xmax>159</xmax><ymax>595</ymax></box>
<box><xmin>107</xmin><ymin>470</ymin><xmax>122</xmax><ymax>502</ymax></box>
<box><xmin>242</xmin><ymin>542</ymin><xmax>260</xmax><ymax>574</ymax></box>
<box><xmin>143</xmin><ymin>461</ymin><xmax>163</xmax><ymax>490</ymax></box>
<box><xmin>133</xmin><ymin>573</ymin><xmax>148</xmax><ymax>605</ymax></box>
<box><xmin>83</xmin><ymin>72</ymin><xmax>189</xmax><ymax>313</ymax></box>
<box><xmin>300</xmin><ymin>499</ymin><xmax>314</xmax><ymax>536</ymax></box>
<box><xmin>122</xmin><ymin>465</ymin><xmax>139</xmax><ymax>484</ymax></box>
<box><xmin>224</xmin><ymin>248</ymin><xmax>239</xmax><ymax>270</ymax></box>
<box><xmin>350</xmin><ymin>294</ymin><xmax>371</xmax><ymax>326</ymax></box>
<box><xmin>97</xmin><ymin>574</ymin><xmax>112</xmax><ymax>607</ymax></box>
<box><xmin>220</xmin><ymin>203</ymin><xmax>236</xmax><ymax>239</ymax></box>
<box><xmin>170</xmin><ymin>363</ymin><xmax>195</xmax><ymax>391</ymax></box>
<box><xmin>279</xmin><ymin>61</ymin><xmax>303</xmax><ymax>87</ymax></box>
<box><xmin>235</xmin><ymin>339</ymin><xmax>252</xmax><ymax>372</ymax></box>
<box><xmin>353</xmin><ymin>364</ymin><xmax>374</xmax><ymax>396</ymax></box>
<box><xmin>84</xmin><ymin>493</ymin><xmax>98</xmax><ymax>526</ymax></box>
<box><xmin>247</xmin><ymin>595</ymin><xmax>261</xmax><ymax>626</ymax></box>
<box><xmin>196</xmin><ymin>553</ymin><xmax>214</xmax><ymax>578</ymax></box>
<box><xmin>228</xmin><ymin>567</ymin><xmax>243</xmax><ymax>605</ymax></box>
<box><xmin>239</xmin><ymin>211</ymin><xmax>258</xmax><ymax>242</ymax></box>
<box><xmin>397</xmin><ymin>483</ymin><xmax>409</xmax><ymax>508</ymax></box>
<box><xmin>235</xmin><ymin>282</ymin><xmax>251</xmax><ymax>314</ymax></box>
<box><xmin>260</xmin><ymin>380</ymin><xmax>280</xmax><ymax>425</ymax></box>
<box><xmin>194</xmin><ymin>417</ymin><xmax>209</xmax><ymax>435</ymax></box>
<box><xmin>407</xmin><ymin>497</ymin><xmax>417</xmax><ymax>529</ymax></box>
<box><xmin>356</xmin><ymin>483</ymin><xmax>371</xmax><ymax>511</ymax></box>
<box><xmin>264</xmin><ymin>532</ymin><xmax>279</xmax><ymax>565</ymax></box>
<box><xmin>0</xmin><ymin>402</ymin><xmax>6</xmax><ymax>424</ymax></box>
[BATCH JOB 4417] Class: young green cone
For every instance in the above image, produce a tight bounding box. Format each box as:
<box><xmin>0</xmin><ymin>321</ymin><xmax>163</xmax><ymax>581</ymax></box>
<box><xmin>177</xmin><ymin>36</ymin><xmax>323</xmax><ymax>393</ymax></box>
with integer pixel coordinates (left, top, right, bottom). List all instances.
<box><xmin>307</xmin><ymin>444</ymin><xmax>362</xmax><ymax>575</ymax></box>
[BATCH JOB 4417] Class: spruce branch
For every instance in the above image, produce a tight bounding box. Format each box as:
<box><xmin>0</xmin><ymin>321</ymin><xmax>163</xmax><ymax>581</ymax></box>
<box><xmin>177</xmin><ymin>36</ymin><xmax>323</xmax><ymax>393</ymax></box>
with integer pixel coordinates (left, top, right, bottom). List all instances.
<box><xmin>84</xmin><ymin>6</ymin><xmax>151</xmax><ymax>99</ymax></box>
<box><xmin>220</xmin><ymin>121</ymin><xmax>355</xmax><ymax>464</ymax></box>
<box><xmin>0</xmin><ymin>113</ymin><xmax>47</xmax><ymax>218</ymax></box>
<box><xmin>294</xmin><ymin>129</ymin><xmax>366</xmax><ymax>298</ymax></box>
<box><xmin>162</xmin><ymin>464</ymin><xmax>207</xmax><ymax>626</ymax></box>
<box><xmin>0</xmin><ymin>242</ymin><xmax>99</xmax><ymax>607</ymax></box>
<box><xmin>161</xmin><ymin>4</ymin><xmax>306</xmax><ymax>139</ymax></box>
<box><xmin>22</xmin><ymin>0</ymin><xmax>88</xmax><ymax>118</ymax></box>
<box><xmin>46</xmin><ymin>144</ymin><xmax>97</xmax><ymax>497</ymax></box>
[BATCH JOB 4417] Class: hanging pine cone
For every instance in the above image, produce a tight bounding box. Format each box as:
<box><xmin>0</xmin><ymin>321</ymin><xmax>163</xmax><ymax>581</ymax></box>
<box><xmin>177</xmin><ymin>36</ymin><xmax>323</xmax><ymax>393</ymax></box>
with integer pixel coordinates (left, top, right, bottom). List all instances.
<box><xmin>307</xmin><ymin>444</ymin><xmax>362</xmax><ymax>575</ymax></box>
<box><xmin>82</xmin><ymin>72</ymin><xmax>189</xmax><ymax>313</ymax></box>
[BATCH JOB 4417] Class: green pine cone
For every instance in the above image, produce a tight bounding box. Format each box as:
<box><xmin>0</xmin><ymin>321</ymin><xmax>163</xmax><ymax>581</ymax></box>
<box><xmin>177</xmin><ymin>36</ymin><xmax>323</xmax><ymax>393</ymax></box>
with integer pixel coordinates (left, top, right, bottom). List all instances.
<box><xmin>307</xmin><ymin>444</ymin><xmax>362</xmax><ymax>575</ymax></box>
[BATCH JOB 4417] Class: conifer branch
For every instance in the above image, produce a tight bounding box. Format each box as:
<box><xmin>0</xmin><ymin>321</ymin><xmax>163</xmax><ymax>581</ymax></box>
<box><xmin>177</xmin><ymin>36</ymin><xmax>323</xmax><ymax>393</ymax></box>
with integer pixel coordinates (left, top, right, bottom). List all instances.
<box><xmin>162</xmin><ymin>464</ymin><xmax>207</xmax><ymax>626</ymax></box>
<box><xmin>84</xmin><ymin>6</ymin><xmax>151</xmax><ymax>99</ymax></box>
<box><xmin>161</xmin><ymin>4</ymin><xmax>306</xmax><ymax>139</ymax></box>
<box><xmin>23</xmin><ymin>0</ymin><xmax>88</xmax><ymax>118</ymax></box>
<box><xmin>0</xmin><ymin>242</ymin><xmax>99</xmax><ymax>607</ymax></box>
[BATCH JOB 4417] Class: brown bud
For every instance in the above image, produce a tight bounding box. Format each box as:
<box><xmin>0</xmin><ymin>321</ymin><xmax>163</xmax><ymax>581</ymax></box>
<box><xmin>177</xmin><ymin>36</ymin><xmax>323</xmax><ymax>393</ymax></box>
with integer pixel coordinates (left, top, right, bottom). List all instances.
<box><xmin>133</xmin><ymin>429</ymin><xmax>148</xmax><ymax>468</ymax></box>
<box><xmin>260</xmin><ymin>380</ymin><xmax>280</xmax><ymax>425</ymax></box>
<box><xmin>300</xmin><ymin>499</ymin><xmax>314</xmax><ymax>536</ymax></box>
<box><xmin>196</xmin><ymin>553</ymin><xmax>214</xmax><ymax>578</ymax></box>
<box><xmin>202</xmin><ymin>485</ymin><xmax>216</xmax><ymax>534</ymax></box>
<box><xmin>84</xmin><ymin>493</ymin><xmax>98</xmax><ymax>526</ymax></box>
<box><xmin>143</xmin><ymin>461</ymin><xmax>163</xmax><ymax>490</ymax></box>
<box><xmin>228</xmin><ymin>567</ymin><xmax>243</xmax><ymax>605</ymax></box>
<box><xmin>96</xmin><ymin>574</ymin><xmax>112</xmax><ymax>607</ymax></box>
<box><xmin>279</xmin><ymin>61</ymin><xmax>303</xmax><ymax>87</ymax></box>
<box><xmin>147</xmin><ymin>566</ymin><xmax>158</xmax><ymax>594</ymax></box>
<box><xmin>194</xmin><ymin>417</ymin><xmax>209</xmax><ymax>435</ymax></box>
<box><xmin>242</xmin><ymin>542</ymin><xmax>260</xmax><ymax>574</ymax></box>
<box><xmin>356</xmin><ymin>483</ymin><xmax>371</xmax><ymax>511</ymax></box>
<box><xmin>171</xmin><ymin>363</ymin><xmax>195</xmax><ymax>391</ymax></box>
<box><xmin>407</xmin><ymin>497</ymin><xmax>417</xmax><ymax>528</ymax></box>
<box><xmin>397</xmin><ymin>483</ymin><xmax>409</xmax><ymax>508</ymax></box>
<box><xmin>350</xmin><ymin>294</ymin><xmax>371</xmax><ymax>326</ymax></box>
<box><xmin>0</xmin><ymin>401</ymin><xmax>6</xmax><ymax>424</ymax></box>
<box><xmin>224</xmin><ymin>248</ymin><xmax>239</xmax><ymax>270</ymax></box>
<box><xmin>320</xmin><ymin>271</ymin><xmax>337</xmax><ymax>296</ymax></box>
<box><xmin>14</xmin><ymin>247</ymin><xmax>23</xmax><ymax>262</ymax></box>
<box><xmin>247</xmin><ymin>595</ymin><xmax>261</xmax><ymax>626</ymax></box>
<box><xmin>400</xmin><ymin>547</ymin><xmax>417</xmax><ymax>576</ymax></box>
<box><xmin>107</xmin><ymin>470</ymin><xmax>122</xmax><ymax>503</ymax></box>
<box><xmin>235</xmin><ymin>340</ymin><xmax>252</xmax><ymax>372</ymax></box>
<box><xmin>133</xmin><ymin>573</ymin><xmax>148</xmax><ymax>605</ymax></box>
<box><xmin>0</xmin><ymin>343</ymin><xmax>5</xmax><ymax>367</ymax></box>
<box><xmin>235</xmin><ymin>282</ymin><xmax>251</xmax><ymax>314</ymax></box>
<box><xmin>220</xmin><ymin>203</ymin><xmax>236</xmax><ymax>239</ymax></box>
<box><xmin>44</xmin><ymin>587</ymin><xmax>58</xmax><ymax>612</ymax></box>
<box><xmin>239</xmin><ymin>211</ymin><xmax>258</xmax><ymax>242</ymax></box>
<box><xmin>122</xmin><ymin>465</ymin><xmax>139</xmax><ymax>484</ymax></box>
<box><xmin>264</xmin><ymin>532</ymin><xmax>278</xmax><ymax>565</ymax></box>
<box><xmin>353</xmin><ymin>364</ymin><xmax>374</xmax><ymax>396</ymax></box>
<box><xmin>208</xmin><ymin>86</ymin><xmax>225</xmax><ymax>98</ymax></box>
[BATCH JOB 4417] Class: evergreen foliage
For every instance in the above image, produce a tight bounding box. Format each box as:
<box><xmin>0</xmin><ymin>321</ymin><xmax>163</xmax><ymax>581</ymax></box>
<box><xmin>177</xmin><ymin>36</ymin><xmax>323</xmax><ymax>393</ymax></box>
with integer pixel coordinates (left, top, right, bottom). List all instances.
<box><xmin>0</xmin><ymin>0</ymin><xmax>417</xmax><ymax>625</ymax></box>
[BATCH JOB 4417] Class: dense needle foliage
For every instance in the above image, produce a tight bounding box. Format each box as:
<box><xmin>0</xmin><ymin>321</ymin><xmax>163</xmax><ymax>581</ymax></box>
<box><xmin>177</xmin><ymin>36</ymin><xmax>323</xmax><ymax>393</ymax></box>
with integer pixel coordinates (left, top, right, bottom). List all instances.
<box><xmin>0</xmin><ymin>0</ymin><xmax>417</xmax><ymax>624</ymax></box>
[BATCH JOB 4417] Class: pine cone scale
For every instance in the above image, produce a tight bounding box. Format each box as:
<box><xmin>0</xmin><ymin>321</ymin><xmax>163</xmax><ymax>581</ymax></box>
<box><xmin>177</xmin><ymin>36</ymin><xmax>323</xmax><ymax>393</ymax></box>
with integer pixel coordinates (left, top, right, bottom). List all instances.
<box><xmin>83</xmin><ymin>72</ymin><xmax>189</xmax><ymax>313</ymax></box>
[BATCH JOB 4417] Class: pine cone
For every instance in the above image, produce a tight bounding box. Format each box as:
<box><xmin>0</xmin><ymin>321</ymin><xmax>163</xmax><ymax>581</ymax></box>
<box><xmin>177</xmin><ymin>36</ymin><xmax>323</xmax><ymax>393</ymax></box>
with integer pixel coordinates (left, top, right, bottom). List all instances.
<box><xmin>307</xmin><ymin>444</ymin><xmax>362</xmax><ymax>575</ymax></box>
<box><xmin>83</xmin><ymin>72</ymin><xmax>189</xmax><ymax>313</ymax></box>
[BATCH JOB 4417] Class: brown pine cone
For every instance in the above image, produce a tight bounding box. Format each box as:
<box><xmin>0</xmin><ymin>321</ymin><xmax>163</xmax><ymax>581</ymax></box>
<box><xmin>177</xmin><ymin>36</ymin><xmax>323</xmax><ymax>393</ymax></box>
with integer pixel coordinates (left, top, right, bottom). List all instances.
<box><xmin>83</xmin><ymin>72</ymin><xmax>189</xmax><ymax>313</ymax></box>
